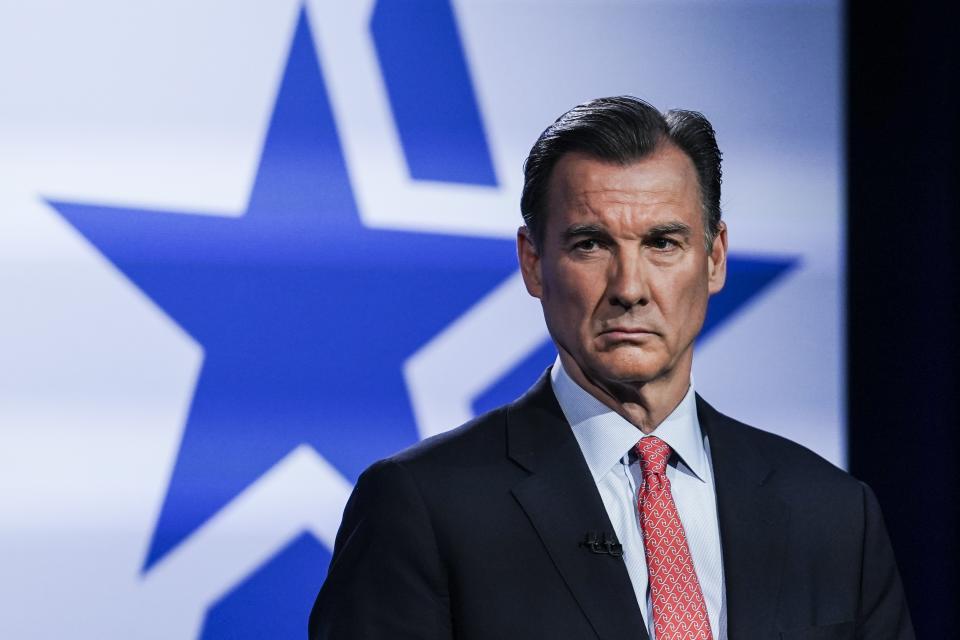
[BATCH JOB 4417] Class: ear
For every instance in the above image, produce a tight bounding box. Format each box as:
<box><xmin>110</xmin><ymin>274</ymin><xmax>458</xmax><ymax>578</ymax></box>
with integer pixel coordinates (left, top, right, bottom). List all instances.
<box><xmin>517</xmin><ymin>226</ymin><xmax>544</xmax><ymax>299</ymax></box>
<box><xmin>707</xmin><ymin>221</ymin><xmax>728</xmax><ymax>295</ymax></box>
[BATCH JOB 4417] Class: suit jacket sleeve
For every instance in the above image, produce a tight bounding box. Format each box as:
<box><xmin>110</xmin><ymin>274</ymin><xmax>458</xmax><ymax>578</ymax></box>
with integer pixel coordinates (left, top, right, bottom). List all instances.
<box><xmin>308</xmin><ymin>459</ymin><xmax>452</xmax><ymax>640</ymax></box>
<box><xmin>858</xmin><ymin>482</ymin><xmax>914</xmax><ymax>639</ymax></box>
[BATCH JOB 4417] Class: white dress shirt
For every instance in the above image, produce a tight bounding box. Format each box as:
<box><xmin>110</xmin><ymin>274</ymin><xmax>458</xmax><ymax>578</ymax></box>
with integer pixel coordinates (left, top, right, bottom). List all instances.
<box><xmin>551</xmin><ymin>359</ymin><xmax>727</xmax><ymax>640</ymax></box>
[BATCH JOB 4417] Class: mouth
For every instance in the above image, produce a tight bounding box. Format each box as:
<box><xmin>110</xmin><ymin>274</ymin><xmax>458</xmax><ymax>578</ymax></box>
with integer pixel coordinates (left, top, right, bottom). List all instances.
<box><xmin>597</xmin><ymin>327</ymin><xmax>659</xmax><ymax>341</ymax></box>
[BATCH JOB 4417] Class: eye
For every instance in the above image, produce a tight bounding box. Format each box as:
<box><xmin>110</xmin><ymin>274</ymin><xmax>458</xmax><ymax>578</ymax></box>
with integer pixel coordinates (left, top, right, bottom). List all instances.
<box><xmin>573</xmin><ymin>238</ymin><xmax>602</xmax><ymax>252</ymax></box>
<box><xmin>648</xmin><ymin>237</ymin><xmax>679</xmax><ymax>251</ymax></box>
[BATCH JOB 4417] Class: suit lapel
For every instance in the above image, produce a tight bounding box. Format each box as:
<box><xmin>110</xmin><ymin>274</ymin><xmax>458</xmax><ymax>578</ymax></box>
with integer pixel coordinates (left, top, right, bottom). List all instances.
<box><xmin>697</xmin><ymin>395</ymin><xmax>788</xmax><ymax>638</ymax></box>
<box><xmin>508</xmin><ymin>374</ymin><xmax>648</xmax><ymax>640</ymax></box>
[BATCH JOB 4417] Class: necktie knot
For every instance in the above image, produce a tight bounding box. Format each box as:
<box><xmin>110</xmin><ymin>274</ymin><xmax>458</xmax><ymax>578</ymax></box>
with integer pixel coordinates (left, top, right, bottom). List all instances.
<box><xmin>635</xmin><ymin>436</ymin><xmax>671</xmax><ymax>477</ymax></box>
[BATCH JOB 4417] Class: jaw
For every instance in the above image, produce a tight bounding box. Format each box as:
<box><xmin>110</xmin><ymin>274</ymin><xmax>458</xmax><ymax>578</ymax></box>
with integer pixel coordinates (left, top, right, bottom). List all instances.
<box><xmin>558</xmin><ymin>338</ymin><xmax>695</xmax><ymax>409</ymax></box>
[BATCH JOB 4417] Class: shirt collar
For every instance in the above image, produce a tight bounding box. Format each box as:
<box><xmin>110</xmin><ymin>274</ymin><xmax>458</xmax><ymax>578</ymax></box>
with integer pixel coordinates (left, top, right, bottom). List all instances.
<box><xmin>550</xmin><ymin>357</ymin><xmax>708</xmax><ymax>483</ymax></box>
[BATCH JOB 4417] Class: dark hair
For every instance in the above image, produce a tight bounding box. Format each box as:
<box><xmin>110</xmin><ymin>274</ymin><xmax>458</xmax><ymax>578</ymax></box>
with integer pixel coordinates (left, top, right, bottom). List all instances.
<box><xmin>520</xmin><ymin>96</ymin><xmax>722</xmax><ymax>249</ymax></box>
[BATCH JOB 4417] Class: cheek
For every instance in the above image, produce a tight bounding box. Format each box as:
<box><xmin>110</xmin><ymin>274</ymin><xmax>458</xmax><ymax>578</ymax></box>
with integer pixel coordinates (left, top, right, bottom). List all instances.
<box><xmin>541</xmin><ymin>265</ymin><xmax>605</xmax><ymax>334</ymax></box>
<box><xmin>543</xmin><ymin>262</ymin><xmax>599</xmax><ymax>306</ymax></box>
<box><xmin>651</xmin><ymin>266</ymin><xmax>710</xmax><ymax>327</ymax></box>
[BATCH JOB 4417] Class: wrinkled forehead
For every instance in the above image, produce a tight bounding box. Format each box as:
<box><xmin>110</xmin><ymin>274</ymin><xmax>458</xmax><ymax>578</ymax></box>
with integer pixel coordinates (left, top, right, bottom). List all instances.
<box><xmin>545</xmin><ymin>146</ymin><xmax>702</xmax><ymax>225</ymax></box>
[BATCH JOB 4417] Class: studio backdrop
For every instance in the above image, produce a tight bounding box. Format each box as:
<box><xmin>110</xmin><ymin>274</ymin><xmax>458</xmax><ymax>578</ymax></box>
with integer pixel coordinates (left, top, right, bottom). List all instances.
<box><xmin>0</xmin><ymin>1</ymin><xmax>842</xmax><ymax>637</ymax></box>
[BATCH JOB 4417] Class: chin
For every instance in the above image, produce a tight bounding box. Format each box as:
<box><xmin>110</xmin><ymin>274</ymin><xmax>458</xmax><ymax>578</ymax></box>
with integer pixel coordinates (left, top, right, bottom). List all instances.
<box><xmin>588</xmin><ymin>349</ymin><xmax>668</xmax><ymax>385</ymax></box>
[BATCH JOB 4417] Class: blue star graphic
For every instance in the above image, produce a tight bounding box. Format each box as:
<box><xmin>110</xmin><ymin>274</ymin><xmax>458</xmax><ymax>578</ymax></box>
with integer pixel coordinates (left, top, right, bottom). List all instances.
<box><xmin>49</xmin><ymin>3</ymin><xmax>796</xmax><ymax>594</ymax></box>
<box><xmin>50</xmin><ymin>11</ymin><xmax>519</xmax><ymax>570</ymax></box>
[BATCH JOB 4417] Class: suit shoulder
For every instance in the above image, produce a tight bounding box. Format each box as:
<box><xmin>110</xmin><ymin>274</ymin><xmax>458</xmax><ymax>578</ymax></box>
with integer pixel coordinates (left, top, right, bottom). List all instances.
<box><xmin>705</xmin><ymin>401</ymin><xmax>857</xmax><ymax>487</ymax></box>
<box><xmin>384</xmin><ymin>402</ymin><xmax>511</xmax><ymax>470</ymax></box>
<box><xmin>385</xmin><ymin>370</ymin><xmax>557</xmax><ymax>471</ymax></box>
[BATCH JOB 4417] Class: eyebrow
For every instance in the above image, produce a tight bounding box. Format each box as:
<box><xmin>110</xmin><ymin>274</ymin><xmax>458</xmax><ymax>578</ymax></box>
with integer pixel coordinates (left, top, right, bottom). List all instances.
<box><xmin>560</xmin><ymin>221</ymin><xmax>693</xmax><ymax>243</ymax></box>
<box><xmin>561</xmin><ymin>224</ymin><xmax>613</xmax><ymax>243</ymax></box>
<box><xmin>646</xmin><ymin>222</ymin><xmax>693</xmax><ymax>238</ymax></box>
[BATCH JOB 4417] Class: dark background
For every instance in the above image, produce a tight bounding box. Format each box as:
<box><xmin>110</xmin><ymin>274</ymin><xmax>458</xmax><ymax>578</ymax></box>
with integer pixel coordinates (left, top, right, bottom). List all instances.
<box><xmin>847</xmin><ymin>2</ymin><xmax>959</xmax><ymax>636</ymax></box>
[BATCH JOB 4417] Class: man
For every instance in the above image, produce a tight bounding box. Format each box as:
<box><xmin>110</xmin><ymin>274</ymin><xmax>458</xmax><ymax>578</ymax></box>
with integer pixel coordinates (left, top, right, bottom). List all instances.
<box><xmin>309</xmin><ymin>97</ymin><xmax>914</xmax><ymax>639</ymax></box>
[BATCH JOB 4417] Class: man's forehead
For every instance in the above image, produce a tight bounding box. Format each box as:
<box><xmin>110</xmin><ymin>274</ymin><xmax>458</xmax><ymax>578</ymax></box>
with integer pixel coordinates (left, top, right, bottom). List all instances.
<box><xmin>549</xmin><ymin>148</ymin><xmax>697</xmax><ymax>203</ymax></box>
<box><xmin>546</xmin><ymin>149</ymin><xmax>700</xmax><ymax>226</ymax></box>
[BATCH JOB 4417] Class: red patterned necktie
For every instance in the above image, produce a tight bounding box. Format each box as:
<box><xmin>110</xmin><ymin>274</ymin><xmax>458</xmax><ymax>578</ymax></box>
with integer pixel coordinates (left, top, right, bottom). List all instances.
<box><xmin>635</xmin><ymin>436</ymin><xmax>713</xmax><ymax>640</ymax></box>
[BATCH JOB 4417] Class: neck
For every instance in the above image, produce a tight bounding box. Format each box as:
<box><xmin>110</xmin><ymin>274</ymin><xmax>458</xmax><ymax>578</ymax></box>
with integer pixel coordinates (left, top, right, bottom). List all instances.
<box><xmin>558</xmin><ymin>351</ymin><xmax>691</xmax><ymax>434</ymax></box>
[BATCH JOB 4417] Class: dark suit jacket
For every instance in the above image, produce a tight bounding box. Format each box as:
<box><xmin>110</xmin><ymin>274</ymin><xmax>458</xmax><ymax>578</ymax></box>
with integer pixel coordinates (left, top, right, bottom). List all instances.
<box><xmin>309</xmin><ymin>373</ymin><xmax>913</xmax><ymax>639</ymax></box>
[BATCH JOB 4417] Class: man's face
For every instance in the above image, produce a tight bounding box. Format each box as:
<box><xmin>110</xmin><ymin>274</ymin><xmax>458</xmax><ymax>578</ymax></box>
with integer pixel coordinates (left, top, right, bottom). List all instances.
<box><xmin>518</xmin><ymin>145</ymin><xmax>727</xmax><ymax>394</ymax></box>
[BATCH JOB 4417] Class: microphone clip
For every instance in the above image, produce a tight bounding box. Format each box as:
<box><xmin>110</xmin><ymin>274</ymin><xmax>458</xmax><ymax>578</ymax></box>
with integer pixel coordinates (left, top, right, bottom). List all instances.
<box><xmin>580</xmin><ymin>531</ymin><xmax>624</xmax><ymax>557</ymax></box>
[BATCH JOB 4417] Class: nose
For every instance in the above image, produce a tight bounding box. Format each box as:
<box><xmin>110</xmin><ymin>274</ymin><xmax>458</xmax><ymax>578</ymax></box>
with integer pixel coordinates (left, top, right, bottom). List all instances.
<box><xmin>607</xmin><ymin>248</ymin><xmax>650</xmax><ymax>310</ymax></box>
